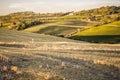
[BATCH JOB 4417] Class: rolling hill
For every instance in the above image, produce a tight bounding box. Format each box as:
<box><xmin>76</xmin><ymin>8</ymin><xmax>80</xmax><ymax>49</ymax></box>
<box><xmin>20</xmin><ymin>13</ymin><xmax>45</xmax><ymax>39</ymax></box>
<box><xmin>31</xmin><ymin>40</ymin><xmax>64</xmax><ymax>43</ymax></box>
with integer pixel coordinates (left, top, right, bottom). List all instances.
<box><xmin>0</xmin><ymin>28</ymin><xmax>120</xmax><ymax>80</ymax></box>
<box><xmin>0</xmin><ymin>6</ymin><xmax>120</xmax><ymax>31</ymax></box>
<box><xmin>74</xmin><ymin>21</ymin><xmax>120</xmax><ymax>35</ymax></box>
<box><xmin>0</xmin><ymin>28</ymin><xmax>77</xmax><ymax>42</ymax></box>
<box><xmin>71</xmin><ymin>21</ymin><xmax>120</xmax><ymax>43</ymax></box>
<box><xmin>0</xmin><ymin>5</ymin><xmax>120</xmax><ymax>80</ymax></box>
<box><xmin>0</xmin><ymin>6</ymin><xmax>120</xmax><ymax>44</ymax></box>
<box><xmin>22</xmin><ymin>19</ymin><xmax>91</xmax><ymax>37</ymax></box>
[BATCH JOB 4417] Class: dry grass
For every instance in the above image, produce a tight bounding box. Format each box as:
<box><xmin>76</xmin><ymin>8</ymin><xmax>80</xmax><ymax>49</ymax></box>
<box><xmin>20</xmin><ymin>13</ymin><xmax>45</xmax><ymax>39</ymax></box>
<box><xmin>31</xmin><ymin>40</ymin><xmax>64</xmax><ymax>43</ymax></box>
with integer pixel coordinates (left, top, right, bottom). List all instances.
<box><xmin>0</xmin><ymin>54</ymin><xmax>20</xmax><ymax>80</ymax></box>
<box><xmin>0</xmin><ymin>54</ymin><xmax>37</xmax><ymax>80</ymax></box>
<box><xmin>0</xmin><ymin>29</ymin><xmax>120</xmax><ymax>80</ymax></box>
<box><xmin>0</xmin><ymin>41</ymin><xmax>120</xmax><ymax>80</ymax></box>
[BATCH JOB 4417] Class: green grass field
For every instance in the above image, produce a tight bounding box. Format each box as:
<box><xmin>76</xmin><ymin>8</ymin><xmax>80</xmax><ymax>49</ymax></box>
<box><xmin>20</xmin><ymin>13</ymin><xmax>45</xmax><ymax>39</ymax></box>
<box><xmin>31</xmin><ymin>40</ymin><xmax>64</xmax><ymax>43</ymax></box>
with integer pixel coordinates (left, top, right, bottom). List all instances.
<box><xmin>71</xmin><ymin>21</ymin><xmax>120</xmax><ymax>43</ymax></box>
<box><xmin>59</xmin><ymin>15</ymin><xmax>87</xmax><ymax>20</ymax></box>
<box><xmin>23</xmin><ymin>20</ymin><xmax>92</xmax><ymax>37</ymax></box>
<box><xmin>36</xmin><ymin>25</ymin><xmax>76</xmax><ymax>36</ymax></box>
<box><xmin>74</xmin><ymin>21</ymin><xmax>120</xmax><ymax>35</ymax></box>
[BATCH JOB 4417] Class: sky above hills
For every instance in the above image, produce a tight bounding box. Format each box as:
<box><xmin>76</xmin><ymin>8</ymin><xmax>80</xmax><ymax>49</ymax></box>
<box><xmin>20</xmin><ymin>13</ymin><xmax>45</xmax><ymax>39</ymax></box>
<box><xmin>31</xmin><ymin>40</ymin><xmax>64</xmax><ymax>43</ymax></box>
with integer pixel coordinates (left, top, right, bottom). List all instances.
<box><xmin>0</xmin><ymin>0</ymin><xmax>120</xmax><ymax>15</ymax></box>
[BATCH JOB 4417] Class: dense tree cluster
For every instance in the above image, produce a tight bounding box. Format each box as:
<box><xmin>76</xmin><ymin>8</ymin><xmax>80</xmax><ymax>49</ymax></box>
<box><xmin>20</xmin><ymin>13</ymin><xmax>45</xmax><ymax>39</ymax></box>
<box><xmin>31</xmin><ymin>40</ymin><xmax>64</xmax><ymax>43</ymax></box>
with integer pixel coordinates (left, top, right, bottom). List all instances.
<box><xmin>0</xmin><ymin>11</ymin><xmax>64</xmax><ymax>30</ymax></box>
<box><xmin>74</xmin><ymin>6</ymin><xmax>120</xmax><ymax>25</ymax></box>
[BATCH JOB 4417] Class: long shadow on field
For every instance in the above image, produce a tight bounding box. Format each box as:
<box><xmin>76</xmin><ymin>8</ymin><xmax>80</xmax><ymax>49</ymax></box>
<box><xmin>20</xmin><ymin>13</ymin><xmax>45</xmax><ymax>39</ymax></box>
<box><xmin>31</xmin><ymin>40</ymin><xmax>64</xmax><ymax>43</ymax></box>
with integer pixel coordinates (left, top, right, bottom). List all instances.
<box><xmin>70</xmin><ymin>35</ymin><xmax>120</xmax><ymax>43</ymax></box>
<box><xmin>76</xmin><ymin>49</ymin><xmax>120</xmax><ymax>54</ymax></box>
<box><xmin>0</xmin><ymin>43</ymin><xmax>25</xmax><ymax>48</ymax></box>
<box><xmin>65</xmin><ymin>20</ymin><xmax>89</xmax><ymax>26</ymax></box>
<box><xmin>36</xmin><ymin>25</ymin><xmax>76</xmax><ymax>36</ymax></box>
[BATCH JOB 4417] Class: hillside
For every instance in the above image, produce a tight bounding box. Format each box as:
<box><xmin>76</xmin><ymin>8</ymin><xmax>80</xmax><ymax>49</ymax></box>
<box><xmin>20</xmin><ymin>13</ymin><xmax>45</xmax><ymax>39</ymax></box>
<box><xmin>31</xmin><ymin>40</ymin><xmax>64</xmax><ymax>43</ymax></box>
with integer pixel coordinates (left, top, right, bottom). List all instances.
<box><xmin>71</xmin><ymin>21</ymin><xmax>120</xmax><ymax>43</ymax></box>
<box><xmin>0</xmin><ymin>28</ymin><xmax>77</xmax><ymax>42</ymax></box>
<box><xmin>0</xmin><ymin>28</ymin><xmax>120</xmax><ymax>80</ymax></box>
<box><xmin>0</xmin><ymin>6</ymin><xmax>120</xmax><ymax>43</ymax></box>
<box><xmin>74</xmin><ymin>21</ymin><xmax>120</xmax><ymax>35</ymax></box>
<box><xmin>0</xmin><ymin>6</ymin><xmax>120</xmax><ymax>31</ymax></box>
<box><xmin>23</xmin><ymin>20</ymin><xmax>89</xmax><ymax>37</ymax></box>
<box><xmin>60</xmin><ymin>6</ymin><xmax>120</xmax><ymax>25</ymax></box>
<box><xmin>0</xmin><ymin>11</ymin><xmax>64</xmax><ymax>30</ymax></box>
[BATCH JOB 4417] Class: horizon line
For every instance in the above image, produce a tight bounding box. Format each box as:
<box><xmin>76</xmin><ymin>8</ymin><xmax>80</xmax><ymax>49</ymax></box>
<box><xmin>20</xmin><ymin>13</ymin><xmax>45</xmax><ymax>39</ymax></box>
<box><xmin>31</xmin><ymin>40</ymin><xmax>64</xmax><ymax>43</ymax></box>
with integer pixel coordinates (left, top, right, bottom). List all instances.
<box><xmin>0</xmin><ymin>5</ymin><xmax>119</xmax><ymax>16</ymax></box>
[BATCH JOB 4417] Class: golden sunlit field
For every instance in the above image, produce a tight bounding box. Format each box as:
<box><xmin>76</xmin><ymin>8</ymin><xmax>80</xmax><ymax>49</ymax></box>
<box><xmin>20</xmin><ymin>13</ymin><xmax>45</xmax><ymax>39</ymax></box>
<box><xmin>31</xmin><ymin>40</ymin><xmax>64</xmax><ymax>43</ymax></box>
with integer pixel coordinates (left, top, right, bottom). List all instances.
<box><xmin>0</xmin><ymin>29</ymin><xmax>120</xmax><ymax>80</ymax></box>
